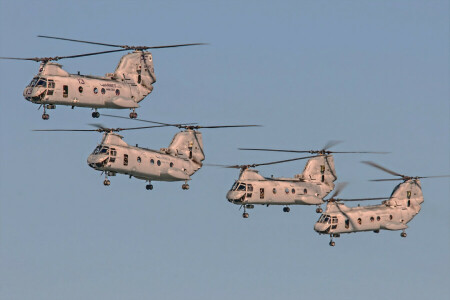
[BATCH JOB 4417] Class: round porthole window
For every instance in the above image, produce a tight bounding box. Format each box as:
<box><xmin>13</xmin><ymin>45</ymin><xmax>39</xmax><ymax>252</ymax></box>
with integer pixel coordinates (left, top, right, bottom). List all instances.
<box><xmin>137</xmin><ymin>157</ymin><xmax>141</xmax><ymax>163</ymax></box>
<box><xmin>115</xmin><ymin>89</ymin><xmax>120</xmax><ymax>96</ymax></box>
<box><xmin>150</xmin><ymin>159</ymin><xmax>154</xmax><ymax>164</ymax></box>
<box><xmin>101</xmin><ymin>88</ymin><xmax>106</xmax><ymax>94</ymax></box>
<box><xmin>78</xmin><ymin>86</ymin><xmax>83</xmax><ymax>93</ymax></box>
<box><xmin>170</xmin><ymin>162</ymin><xmax>174</xmax><ymax>167</ymax></box>
<box><xmin>93</xmin><ymin>87</ymin><xmax>98</xmax><ymax>94</ymax></box>
<box><xmin>273</xmin><ymin>188</ymin><xmax>277</xmax><ymax>194</ymax></box>
<box><xmin>157</xmin><ymin>160</ymin><xmax>161</xmax><ymax>166</ymax></box>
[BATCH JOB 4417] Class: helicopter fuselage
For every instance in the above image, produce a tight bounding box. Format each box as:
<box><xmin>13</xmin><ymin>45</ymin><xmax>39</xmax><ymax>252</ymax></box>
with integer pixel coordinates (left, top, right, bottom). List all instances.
<box><xmin>314</xmin><ymin>179</ymin><xmax>423</xmax><ymax>236</ymax></box>
<box><xmin>87</xmin><ymin>132</ymin><xmax>202</xmax><ymax>184</ymax></box>
<box><xmin>226</xmin><ymin>169</ymin><xmax>333</xmax><ymax>206</ymax></box>
<box><xmin>24</xmin><ymin>66</ymin><xmax>146</xmax><ymax>109</ymax></box>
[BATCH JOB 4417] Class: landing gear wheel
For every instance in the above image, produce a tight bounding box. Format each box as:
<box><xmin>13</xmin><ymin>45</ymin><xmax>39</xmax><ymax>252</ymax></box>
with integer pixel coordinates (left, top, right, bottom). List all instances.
<box><xmin>316</xmin><ymin>207</ymin><xmax>323</xmax><ymax>213</ymax></box>
<box><xmin>129</xmin><ymin>112</ymin><xmax>138</xmax><ymax>119</ymax></box>
<box><xmin>103</xmin><ymin>179</ymin><xmax>111</xmax><ymax>186</ymax></box>
<box><xmin>146</xmin><ymin>184</ymin><xmax>153</xmax><ymax>190</ymax></box>
<box><xmin>182</xmin><ymin>183</ymin><xmax>190</xmax><ymax>190</ymax></box>
<box><xmin>243</xmin><ymin>212</ymin><xmax>249</xmax><ymax>218</ymax></box>
<box><xmin>42</xmin><ymin>113</ymin><xmax>49</xmax><ymax>120</ymax></box>
<box><xmin>401</xmin><ymin>232</ymin><xmax>407</xmax><ymax>238</ymax></box>
<box><xmin>283</xmin><ymin>207</ymin><xmax>290</xmax><ymax>213</ymax></box>
<box><xmin>92</xmin><ymin>111</ymin><xmax>100</xmax><ymax>118</ymax></box>
<box><xmin>329</xmin><ymin>241</ymin><xmax>335</xmax><ymax>247</ymax></box>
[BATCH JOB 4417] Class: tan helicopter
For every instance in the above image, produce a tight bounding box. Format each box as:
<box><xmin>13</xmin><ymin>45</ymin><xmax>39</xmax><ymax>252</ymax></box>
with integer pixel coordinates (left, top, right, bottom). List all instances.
<box><xmin>314</xmin><ymin>161</ymin><xmax>450</xmax><ymax>246</ymax></box>
<box><xmin>1</xmin><ymin>35</ymin><xmax>205</xmax><ymax>120</ymax></box>
<box><xmin>222</xmin><ymin>142</ymin><xmax>387</xmax><ymax>218</ymax></box>
<box><xmin>35</xmin><ymin>120</ymin><xmax>259</xmax><ymax>190</ymax></box>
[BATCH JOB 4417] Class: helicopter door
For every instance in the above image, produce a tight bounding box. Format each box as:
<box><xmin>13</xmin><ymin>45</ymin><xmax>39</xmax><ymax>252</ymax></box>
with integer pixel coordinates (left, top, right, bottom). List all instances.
<box><xmin>110</xmin><ymin>148</ymin><xmax>117</xmax><ymax>163</ymax></box>
<box><xmin>63</xmin><ymin>85</ymin><xmax>68</xmax><ymax>98</ymax></box>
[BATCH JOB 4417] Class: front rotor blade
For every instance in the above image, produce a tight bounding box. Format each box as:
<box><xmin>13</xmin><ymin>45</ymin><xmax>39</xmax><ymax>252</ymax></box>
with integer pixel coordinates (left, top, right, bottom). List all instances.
<box><xmin>253</xmin><ymin>155</ymin><xmax>318</xmax><ymax>167</ymax></box>
<box><xmin>38</xmin><ymin>35</ymin><xmax>126</xmax><ymax>48</ymax></box>
<box><xmin>33</xmin><ymin>129</ymin><xmax>100</xmax><ymax>132</ymax></box>
<box><xmin>239</xmin><ymin>148</ymin><xmax>310</xmax><ymax>153</ymax></box>
<box><xmin>0</xmin><ymin>56</ymin><xmax>43</xmax><ymax>62</ymax></box>
<box><xmin>323</xmin><ymin>140</ymin><xmax>342</xmax><ymax>151</ymax></box>
<box><xmin>362</xmin><ymin>161</ymin><xmax>404</xmax><ymax>177</ymax></box>
<box><xmin>195</xmin><ymin>125</ymin><xmax>261</xmax><ymax>129</ymax></box>
<box><xmin>418</xmin><ymin>175</ymin><xmax>450</xmax><ymax>179</ymax></box>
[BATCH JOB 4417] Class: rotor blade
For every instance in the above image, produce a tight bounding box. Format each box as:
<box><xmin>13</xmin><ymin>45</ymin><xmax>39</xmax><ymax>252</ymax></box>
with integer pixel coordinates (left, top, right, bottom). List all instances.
<box><xmin>33</xmin><ymin>124</ymin><xmax>168</xmax><ymax>133</ymax></box>
<box><xmin>0</xmin><ymin>49</ymin><xmax>128</xmax><ymax>63</ymax></box>
<box><xmin>193</xmin><ymin>125</ymin><xmax>261</xmax><ymax>129</ymax></box>
<box><xmin>362</xmin><ymin>161</ymin><xmax>404</xmax><ymax>177</ymax></box>
<box><xmin>330</xmin><ymin>182</ymin><xmax>348</xmax><ymax>199</ymax></box>
<box><xmin>33</xmin><ymin>129</ymin><xmax>100</xmax><ymax>132</ymax></box>
<box><xmin>38</xmin><ymin>35</ymin><xmax>207</xmax><ymax>50</ymax></box>
<box><xmin>253</xmin><ymin>155</ymin><xmax>318</xmax><ymax>168</ymax></box>
<box><xmin>239</xmin><ymin>148</ymin><xmax>387</xmax><ymax>154</ymax></box>
<box><xmin>206</xmin><ymin>155</ymin><xmax>318</xmax><ymax>170</ymax></box>
<box><xmin>101</xmin><ymin>114</ymin><xmax>197</xmax><ymax>127</ymax></box>
<box><xmin>323</xmin><ymin>140</ymin><xmax>342</xmax><ymax>151</ymax></box>
<box><xmin>418</xmin><ymin>175</ymin><xmax>450</xmax><ymax>179</ymax></box>
<box><xmin>336</xmin><ymin>197</ymin><xmax>389</xmax><ymax>202</ymax></box>
<box><xmin>38</xmin><ymin>35</ymin><xmax>126</xmax><ymax>48</ymax></box>
<box><xmin>370</xmin><ymin>178</ymin><xmax>404</xmax><ymax>182</ymax></box>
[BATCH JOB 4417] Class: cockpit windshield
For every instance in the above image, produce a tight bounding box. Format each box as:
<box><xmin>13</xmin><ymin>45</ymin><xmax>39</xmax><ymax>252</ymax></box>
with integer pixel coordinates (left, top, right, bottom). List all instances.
<box><xmin>93</xmin><ymin>145</ymin><xmax>109</xmax><ymax>155</ymax></box>
<box><xmin>230</xmin><ymin>181</ymin><xmax>247</xmax><ymax>191</ymax></box>
<box><xmin>318</xmin><ymin>214</ymin><xmax>331</xmax><ymax>224</ymax></box>
<box><xmin>28</xmin><ymin>77</ymin><xmax>47</xmax><ymax>88</ymax></box>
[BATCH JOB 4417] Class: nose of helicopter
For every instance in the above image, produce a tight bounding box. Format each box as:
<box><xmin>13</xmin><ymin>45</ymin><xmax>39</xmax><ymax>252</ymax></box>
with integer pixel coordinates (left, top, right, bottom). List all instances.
<box><xmin>87</xmin><ymin>154</ymin><xmax>108</xmax><ymax>168</ymax></box>
<box><xmin>23</xmin><ymin>86</ymin><xmax>46</xmax><ymax>101</ymax></box>
<box><xmin>226</xmin><ymin>191</ymin><xmax>245</xmax><ymax>203</ymax></box>
<box><xmin>314</xmin><ymin>222</ymin><xmax>329</xmax><ymax>233</ymax></box>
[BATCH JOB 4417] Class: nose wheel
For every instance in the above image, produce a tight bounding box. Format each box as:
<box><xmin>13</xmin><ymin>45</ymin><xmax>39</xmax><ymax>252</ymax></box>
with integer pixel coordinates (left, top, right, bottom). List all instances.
<box><xmin>316</xmin><ymin>206</ymin><xmax>323</xmax><ymax>213</ymax></box>
<box><xmin>182</xmin><ymin>183</ymin><xmax>190</xmax><ymax>190</ymax></box>
<box><xmin>401</xmin><ymin>231</ymin><xmax>407</xmax><ymax>238</ymax></box>
<box><xmin>146</xmin><ymin>182</ymin><xmax>153</xmax><ymax>190</ymax></box>
<box><xmin>283</xmin><ymin>206</ymin><xmax>290</xmax><ymax>213</ymax></box>
<box><xmin>42</xmin><ymin>113</ymin><xmax>50</xmax><ymax>120</ymax></box>
<box><xmin>103</xmin><ymin>179</ymin><xmax>111</xmax><ymax>186</ymax></box>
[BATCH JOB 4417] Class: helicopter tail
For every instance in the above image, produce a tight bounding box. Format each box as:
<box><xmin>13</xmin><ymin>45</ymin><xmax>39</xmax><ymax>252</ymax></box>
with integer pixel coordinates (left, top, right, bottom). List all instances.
<box><xmin>167</xmin><ymin>130</ymin><xmax>205</xmax><ymax>167</ymax></box>
<box><xmin>300</xmin><ymin>155</ymin><xmax>337</xmax><ymax>192</ymax></box>
<box><xmin>114</xmin><ymin>52</ymin><xmax>156</xmax><ymax>101</ymax></box>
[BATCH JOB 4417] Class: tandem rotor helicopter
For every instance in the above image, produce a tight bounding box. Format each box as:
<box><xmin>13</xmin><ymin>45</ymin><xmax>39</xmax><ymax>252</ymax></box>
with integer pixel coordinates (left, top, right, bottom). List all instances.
<box><xmin>222</xmin><ymin>142</ymin><xmax>387</xmax><ymax>218</ymax></box>
<box><xmin>0</xmin><ymin>35</ymin><xmax>205</xmax><ymax>120</ymax></box>
<box><xmin>314</xmin><ymin>161</ymin><xmax>450</xmax><ymax>246</ymax></box>
<box><xmin>35</xmin><ymin>118</ymin><xmax>259</xmax><ymax>190</ymax></box>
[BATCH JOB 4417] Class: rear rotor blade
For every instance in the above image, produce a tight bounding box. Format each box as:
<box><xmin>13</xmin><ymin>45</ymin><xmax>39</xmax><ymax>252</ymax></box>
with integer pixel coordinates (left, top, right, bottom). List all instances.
<box><xmin>206</xmin><ymin>155</ymin><xmax>318</xmax><ymax>170</ymax></box>
<box><xmin>330</xmin><ymin>182</ymin><xmax>348</xmax><ymax>199</ymax></box>
<box><xmin>323</xmin><ymin>140</ymin><xmax>342</xmax><ymax>151</ymax></box>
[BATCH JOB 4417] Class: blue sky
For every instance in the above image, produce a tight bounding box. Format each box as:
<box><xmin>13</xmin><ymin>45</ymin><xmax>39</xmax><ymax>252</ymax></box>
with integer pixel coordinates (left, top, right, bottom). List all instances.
<box><xmin>0</xmin><ymin>1</ymin><xmax>449</xmax><ymax>299</ymax></box>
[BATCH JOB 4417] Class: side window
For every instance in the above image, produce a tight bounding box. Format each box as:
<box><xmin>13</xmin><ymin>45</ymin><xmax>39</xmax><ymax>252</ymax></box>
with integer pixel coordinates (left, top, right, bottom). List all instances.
<box><xmin>357</xmin><ymin>218</ymin><xmax>362</xmax><ymax>225</ymax></box>
<box><xmin>93</xmin><ymin>87</ymin><xmax>98</xmax><ymax>94</ymax></box>
<box><xmin>292</xmin><ymin>188</ymin><xmax>295</xmax><ymax>194</ymax></box>
<box><xmin>150</xmin><ymin>159</ymin><xmax>154</xmax><ymax>165</ymax></box>
<box><xmin>272</xmin><ymin>188</ymin><xmax>277</xmax><ymax>194</ymax></box>
<box><xmin>78</xmin><ymin>86</ymin><xmax>83</xmax><ymax>93</ymax></box>
<box><xmin>123</xmin><ymin>154</ymin><xmax>128</xmax><ymax>166</ymax></box>
<box><xmin>137</xmin><ymin>157</ymin><xmax>141</xmax><ymax>163</ymax></box>
<box><xmin>101</xmin><ymin>88</ymin><xmax>106</xmax><ymax>94</ymax></box>
<box><xmin>157</xmin><ymin>160</ymin><xmax>161</xmax><ymax>166</ymax></box>
<box><xmin>260</xmin><ymin>188</ymin><xmax>265</xmax><ymax>199</ymax></box>
<box><xmin>304</xmin><ymin>188</ymin><xmax>307</xmax><ymax>194</ymax></box>
<box><xmin>110</xmin><ymin>148</ymin><xmax>116</xmax><ymax>163</ymax></box>
<box><xmin>285</xmin><ymin>188</ymin><xmax>289</xmax><ymax>194</ymax></box>
<box><xmin>63</xmin><ymin>85</ymin><xmax>68</xmax><ymax>98</ymax></box>
<box><xmin>247</xmin><ymin>184</ymin><xmax>253</xmax><ymax>198</ymax></box>
<box><xmin>345</xmin><ymin>219</ymin><xmax>349</xmax><ymax>229</ymax></box>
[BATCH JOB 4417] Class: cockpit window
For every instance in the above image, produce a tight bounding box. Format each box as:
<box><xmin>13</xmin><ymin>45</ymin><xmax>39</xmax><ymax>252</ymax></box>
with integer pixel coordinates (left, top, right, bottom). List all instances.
<box><xmin>230</xmin><ymin>182</ymin><xmax>238</xmax><ymax>191</ymax></box>
<box><xmin>93</xmin><ymin>146</ymin><xmax>109</xmax><ymax>155</ymax></box>
<box><xmin>29</xmin><ymin>77</ymin><xmax>39</xmax><ymax>87</ymax></box>
<box><xmin>318</xmin><ymin>214</ymin><xmax>331</xmax><ymax>224</ymax></box>
<box><xmin>237</xmin><ymin>183</ymin><xmax>246</xmax><ymax>191</ymax></box>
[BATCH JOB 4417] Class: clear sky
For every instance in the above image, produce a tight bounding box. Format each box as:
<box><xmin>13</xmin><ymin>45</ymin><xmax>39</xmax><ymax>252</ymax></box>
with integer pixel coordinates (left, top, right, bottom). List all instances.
<box><xmin>0</xmin><ymin>1</ymin><xmax>449</xmax><ymax>299</ymax></box>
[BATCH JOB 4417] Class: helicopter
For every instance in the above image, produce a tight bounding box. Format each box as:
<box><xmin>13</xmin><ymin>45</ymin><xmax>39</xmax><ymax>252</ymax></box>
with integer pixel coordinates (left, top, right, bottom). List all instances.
<box><xmin>221</xmin><ymin>141</ymin><xmax>386</xmax><ymax>218</ymax></box>
<box><xmin>224</xmin><ymin>142</ymin><xmax>387</xmax><ymax>218</ymax></box>
<box><xmin>34</xmin><ymin>120</ymin><xmax>259</xmax><ymax>190</ymax></box>
<box><xmin>0</xmin><ymin>35</ymin><xmax>205</xmax><ymax>120</ymax></box>
<box><xmin>314</xmin><ymin>161</ymin><xmax>450</xmax><ymax>246</ymax></box>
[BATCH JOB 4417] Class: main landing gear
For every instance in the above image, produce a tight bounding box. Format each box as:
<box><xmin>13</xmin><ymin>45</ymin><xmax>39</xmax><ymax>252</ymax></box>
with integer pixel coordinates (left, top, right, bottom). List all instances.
<box><xmin>41</xmin><ymin>104</ymin><xmax>55</xmax><ymax>120</ymax></box>
<box><xmin>242</xmin><ymin>204</ymin><xmax>254</xmax><ymax>218</ymax></box>
<box><xmin>182</xmin><ymin>182</ymin><xmax>190</xmax><ymax>190</ymax></box>
<box><xmin>92</xmin><ymin>109</ymin><xmax>100</xmax><ymax>118</ymax></box>
<box><xmin>103</xmin><ymin>173</ymin><xmax>111</xmax><ymax>186</ymax></box>
<box><xmin>283</xmin><ymin>206</ymin><xmax>290</xmax><ymax>213</ymax></box>
<box><xmin>329</xmin><ymin>233</ymin><xmax>340</xmax><ymax>246</ymax></box>
<box><xmin>129</xmin><ymin>109</ymin><xmax>138</xmax><ymax>119</ymax></box>
<box><xmin>401</xmin><ymin>230</ymin><xmax>407</xmax><ymax>238</ymax></box>
<box><xmin>146</xmin><ymin>181</ymin><xmax>153</xmax><ymax>190</ymax></box>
